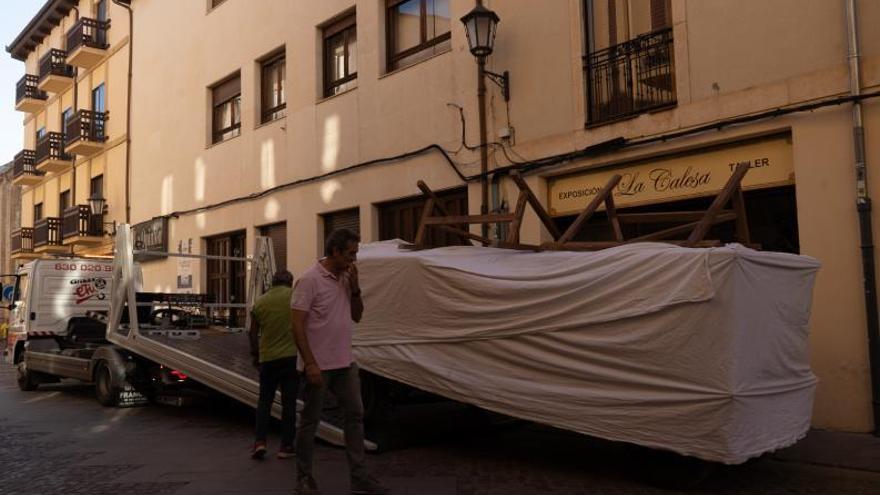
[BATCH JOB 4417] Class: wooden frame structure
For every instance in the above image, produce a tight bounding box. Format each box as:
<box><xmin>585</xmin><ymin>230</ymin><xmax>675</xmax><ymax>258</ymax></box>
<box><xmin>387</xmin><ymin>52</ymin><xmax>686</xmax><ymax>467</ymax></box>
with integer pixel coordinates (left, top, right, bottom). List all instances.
<box><xmin>410</xmin><ymin>163</ymin><xmax>752</xmax><ymax>251</ymax></box>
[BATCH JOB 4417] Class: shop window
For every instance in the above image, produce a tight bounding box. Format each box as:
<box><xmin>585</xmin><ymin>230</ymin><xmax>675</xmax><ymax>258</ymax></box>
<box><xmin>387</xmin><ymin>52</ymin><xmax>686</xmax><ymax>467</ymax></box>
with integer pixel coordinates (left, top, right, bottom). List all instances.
<box><xmin>260</xmin><ymin>51</ymin><xmax>286</xmax><ymax>123</ymax></box>
<box><xmin>211</xmin><ymin>73</ymin><xmax>241</xmax><ymax>144</ymax></box>
<box><xmin>386</xmin><ymin>0</ymin><xmax>451</xmax><ymax>71</ymax></box>
<box><xmin>553</xmin><ymin>185</ymin><xmax>799</xmax><ymax>253</ymax></box>
<box><xmin>323</xmin><ymin>13</ymin><xmax>357</xmax><ymax>97</ymax></box>
<box><xmin>583</xmin><ymin>0</ymin><xmax>675</xmax><ymax>125</ymax></box>
<box><xmin>378</xmin><ymin>187</ymin><xmax>467</xmax><ymax>247</ymax></box>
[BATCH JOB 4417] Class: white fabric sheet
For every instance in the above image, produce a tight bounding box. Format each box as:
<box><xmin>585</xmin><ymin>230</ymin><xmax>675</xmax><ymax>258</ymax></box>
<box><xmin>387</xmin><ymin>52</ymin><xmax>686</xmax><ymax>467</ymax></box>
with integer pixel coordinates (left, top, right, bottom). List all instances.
<box><xmin>352</xmin><ymin>241</ymin><xmax>820</xmax><ymax>464</ymax></box>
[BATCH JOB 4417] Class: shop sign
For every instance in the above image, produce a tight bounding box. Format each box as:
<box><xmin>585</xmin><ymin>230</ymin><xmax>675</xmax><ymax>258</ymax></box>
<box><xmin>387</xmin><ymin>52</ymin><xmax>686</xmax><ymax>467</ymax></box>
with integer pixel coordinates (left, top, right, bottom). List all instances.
<box><xmin>548</xmin><ymin>137</ymin><xmax>794</xmax><ymax>216</ymax></box>
<box><xmin>132</xmin><ymin>217</ymin><xmax>168</xmax><ymax>262</ymax></box>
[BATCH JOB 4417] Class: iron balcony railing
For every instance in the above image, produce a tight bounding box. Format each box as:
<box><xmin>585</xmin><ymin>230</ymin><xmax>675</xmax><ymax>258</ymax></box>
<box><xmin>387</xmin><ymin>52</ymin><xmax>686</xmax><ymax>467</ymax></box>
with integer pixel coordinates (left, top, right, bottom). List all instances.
<box><xmin>33</xmin><ymin>217</ymin><xmax>62</xmax><ymax>249</ymax></box>
<box><xmin>35</xmin><ymin>132</ymin><xmax>72</xmax><ymax>165</ymax></box>
<box><xmin>62</xmin><ymin>205</ymin><xmax>103</xmax><ymax>240</ymax></box>
<box><xmin>38</xmin><ymin>48</ymin><xmax>75</xmax><ymax>82</ymax></box>
<box><xmin>11</xmin><ymin>228</ymin><xmax>34</xmax><ymax>255</ymax></box>
<box><xmin>15</xmin><ymin>74</ymin><xmax>47</xmax><ymax>103</ymax></box>
<box><xmin>65</xmin><ymin>110</ymin><xmax>108</xmax><ymax>147</ymax></box>
<box><xmin>584</xmin><ymin>27</ymin><xmax>675</xmax><ymax>125</ymax></box>
<box><xmin>66</xmin><ymin>17</ymin><xmax>110</xmax><ymax>53</ymax></box>
<box><xmin>12</xmin><ymin>150</ymin><xmax>42</xmax><ymax>180</ymax></box>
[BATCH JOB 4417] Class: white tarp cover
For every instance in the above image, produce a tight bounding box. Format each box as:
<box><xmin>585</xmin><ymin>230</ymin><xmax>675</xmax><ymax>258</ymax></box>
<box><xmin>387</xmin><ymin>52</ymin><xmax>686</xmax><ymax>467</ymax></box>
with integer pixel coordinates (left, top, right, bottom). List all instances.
<box><xmin>353</xmin><ymin>241</ymin><xmax>820</xmax><ymax>464</ymax></box>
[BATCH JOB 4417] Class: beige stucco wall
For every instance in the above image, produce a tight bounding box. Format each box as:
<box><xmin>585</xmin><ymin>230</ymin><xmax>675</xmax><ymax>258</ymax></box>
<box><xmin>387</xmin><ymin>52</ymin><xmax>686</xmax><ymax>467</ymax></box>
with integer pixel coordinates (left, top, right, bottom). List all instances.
<box><xmin>122</xmin><ymin>0</ymin><xmax>880</xmax><ymax>432</ymax></box>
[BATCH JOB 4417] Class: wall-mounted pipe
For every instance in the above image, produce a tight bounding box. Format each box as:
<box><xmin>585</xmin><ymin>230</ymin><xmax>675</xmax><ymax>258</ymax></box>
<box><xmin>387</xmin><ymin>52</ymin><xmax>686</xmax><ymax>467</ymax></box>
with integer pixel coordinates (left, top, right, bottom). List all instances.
<box><xmin>845</xmin><ymin>0</ymin><xmax>880</xmax><ymax>435</ymax></box>
<box><xmin>111</xmin><ymin>0</ymin><xmax>133</xmax><ymax>224</ymax></box>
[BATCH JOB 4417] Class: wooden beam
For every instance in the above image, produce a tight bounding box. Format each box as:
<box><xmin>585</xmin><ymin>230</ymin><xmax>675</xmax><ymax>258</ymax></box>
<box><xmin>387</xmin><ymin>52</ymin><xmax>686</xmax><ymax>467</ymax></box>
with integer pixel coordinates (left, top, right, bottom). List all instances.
<box><xmin>617</xmin><ymin>210</ymin><xmax>734</xmax><ymax>223</ymax></box>
<box><xmin>557</xmin><ymin>174</ymin><xmax>622</xmax><ymax>244</ymax></box>
<box><xmin>686</xmin><ymin>163</ymin><xmax>750</xmax><ymax>246</ymax></box>
<box><xmin>423</xmin><ymin>214</ymin><xmax>517</xmax><ymax>225</ymax></box>
<box><xmin>505</xmin><ymin>191</ymin><xmax>529</xmax><ymax>245</ymax></box>
<box><xmin>509</xmin><ymin>170</ymin><xmax>562</xmax><ymax>240</ymax></box>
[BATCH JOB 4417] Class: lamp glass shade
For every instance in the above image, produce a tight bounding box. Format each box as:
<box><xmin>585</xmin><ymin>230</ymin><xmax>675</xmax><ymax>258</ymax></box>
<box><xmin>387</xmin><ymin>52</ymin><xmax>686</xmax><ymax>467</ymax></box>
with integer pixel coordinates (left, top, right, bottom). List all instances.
<box><xmin>88</xmin><ymin>195</ymin><xmax>106</xmax><ymax>216</ymax></box>
<box><xmin>460</xmin><ymin>5</ymin><xmax>500</xmax><ymax>58</ymax></box>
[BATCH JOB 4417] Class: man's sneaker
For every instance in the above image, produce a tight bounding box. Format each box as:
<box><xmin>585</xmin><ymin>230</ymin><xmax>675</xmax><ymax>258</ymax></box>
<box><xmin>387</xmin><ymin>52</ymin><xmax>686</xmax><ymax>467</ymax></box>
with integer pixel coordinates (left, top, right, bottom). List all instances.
<box><xmin>276</xmin><ymin>445</ymin><xmax>295</xmax><ymax>459</ymax></box>
<box><xmin>250</xmin><ymin>441</ymin><xmax>267</xmax><ymax>460</ymax></box>
<box><xmin>294</xmin><ymin>475</ymin><xmax>321</xmax><ymax>495</ymax></box>
<box><xmin>351</xmin><ymin>475</ymin><xmax>389</xmax><ymax>495</ymax></box>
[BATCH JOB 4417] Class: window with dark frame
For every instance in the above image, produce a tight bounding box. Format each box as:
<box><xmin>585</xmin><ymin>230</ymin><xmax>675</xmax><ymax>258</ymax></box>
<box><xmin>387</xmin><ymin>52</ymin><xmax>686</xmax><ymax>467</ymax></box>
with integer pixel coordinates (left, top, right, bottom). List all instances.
<box><xmin>92</xmin><ymin>83</ymin><xmax>106</xmax><ymax>113</ymax></box>
<box><xmin>59</xmin><ymin>190</ymin><xmax>71</xmax><ymax>216</ymax></box>
<box><xmin>90</xmin><ymin>174</ymin><xmax>104</xmax><ymax>203</ymax></box>
<box><xmin>61</xmin><ymin>107</ymin><xmax>73</xmax><ymax>130</ymax></box>
<box><xmin>386</xmin><ymin>0</ymin><xmax>451</xmax><ymax>71</ymax></box>
<box><xmin>583</xmin><ymin>0</ymin><xmax>675</xmax><ymax>125</ymax></box>
<box><xmin>34</xmin><ymin>203</ymin><xmax>43</xmax><ymax>221</ymax></box>
<box><xmin>211</xmin><ymin>73</ymin><xmax>241</xmax><ymax>144</ymax></box>
<box><xmin>36</xmin><ymin>127</ymin><xmax>47</xmax><ymax>140</ymax></box>
<box><xmin>260</xmin><ymin>51</ymin><xmax>286</xmax><ymax>123</ymax></box>
<box><xmin>323</xmin><ymin>13</ymin><xmax>357</xmax><ymax>98</ymax></box>
<box><xmin>211</xmin><ymin>0</ymin><xmax>228</xmax><ymax>9</ymax></box>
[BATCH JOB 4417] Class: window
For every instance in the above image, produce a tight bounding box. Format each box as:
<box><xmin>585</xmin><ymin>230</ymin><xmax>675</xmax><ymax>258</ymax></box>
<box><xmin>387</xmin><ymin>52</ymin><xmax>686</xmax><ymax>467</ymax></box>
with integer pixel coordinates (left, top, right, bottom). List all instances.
<box><xmin>61</xmin><ymin>107</ymin><xmax>73</xmax><ymax>133</ymax></box>
<box><xmin>34</xmin><ymin>203</ymin><xmax>43</xmax><ymax>221</ymax></box>
<box><xmin>90</xmin><ymin>174</ymin><xmax>104</xmax><ymax>202</ymax></box>
<box><xmin>260</xmin><ymin>52</ymin><xmax>286</xmax><ymax>123</ymax></box>
<box><xmin>59</xmin><ymin>190</ymin><xmax>71</xmax><ymax>216</ymax></box>
<box><xmin>211</xmin><ymin>73</ymin><xmax>241</xmax><ymax>143</ymax></box>
<box><xmin>211</xmin><ymin>0</ymin><xmax>228</xmax><ymax>8</ymax></box>
<box><xmin>323</xmin><ymin>13</ymin><xmax>357</xmax><ymax>97</ymax></box>
<box><xmin>583</xmin><ymin>0</ymin><xmax>675</xmax><ymax>124</ymax></box>
<box><xmin>95</xmin><ymin>0</ymin><xmax>108</xmax><ymax>45</ymax></box>
<box><xmin>92</xmin><ymin>83</ymin><xmax>106</xmax><ymax>113</ymax></box>
<box><xmin>387</xmin><ymin>0</ymin><xmax>450</xmax><ymax>71</ymax></box>
<box><xmin>36</xmin><ymin>127</ymin><xmax>47</xmax><ymax>140</ymax></box>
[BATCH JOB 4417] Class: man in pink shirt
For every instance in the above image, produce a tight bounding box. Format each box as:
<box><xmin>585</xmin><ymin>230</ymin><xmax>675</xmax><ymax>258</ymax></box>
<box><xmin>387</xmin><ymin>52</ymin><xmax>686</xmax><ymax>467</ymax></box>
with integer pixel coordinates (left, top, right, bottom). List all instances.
<box><xmin>291</xmin><ymin>228</ymin><xmax>388</xmax><ymax>495</ymax></box>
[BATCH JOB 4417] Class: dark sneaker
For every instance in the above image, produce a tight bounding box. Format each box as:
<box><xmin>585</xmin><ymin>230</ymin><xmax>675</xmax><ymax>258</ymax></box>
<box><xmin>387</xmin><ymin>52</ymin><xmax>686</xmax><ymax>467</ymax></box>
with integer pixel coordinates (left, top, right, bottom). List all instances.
<box><xmin>277</xmin><ymin>445</ymin><xmax>295</xmax><ymax>459</ymax></box>
<box><xmin>295</xmin><ymin>475</ymin><xmax>321</xmax><ymax>495</ymax></box>
<box><xmin>251</xmin><ymin>441</ymin><xmax>267</xmax><ymax>460</ymax></box>
<box><xmin>351</xmin><ymin>475</ymin><xmax>389</xmax><ymax>495</ymax></box>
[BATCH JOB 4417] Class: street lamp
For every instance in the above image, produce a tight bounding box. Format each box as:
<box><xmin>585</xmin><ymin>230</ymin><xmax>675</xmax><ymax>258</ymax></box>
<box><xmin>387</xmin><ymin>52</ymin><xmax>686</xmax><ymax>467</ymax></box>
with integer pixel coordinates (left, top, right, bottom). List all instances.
<box><xmin>461</xmin><ymin>3</ymin><xmax>509</xmax><ymax>244</ymax></box>
<box><xmin>88</xmin><ymin>194</ymin><xmax>117</xmax><ymax>235</ymax></box>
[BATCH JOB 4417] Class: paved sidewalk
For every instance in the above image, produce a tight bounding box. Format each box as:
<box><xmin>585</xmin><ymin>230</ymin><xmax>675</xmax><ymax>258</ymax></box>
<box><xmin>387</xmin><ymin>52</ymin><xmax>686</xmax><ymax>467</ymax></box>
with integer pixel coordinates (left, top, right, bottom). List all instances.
<box><xmin>773</xmin><ymin>429</ymin><xmax>880</xmax><ymax>473</ymax></box>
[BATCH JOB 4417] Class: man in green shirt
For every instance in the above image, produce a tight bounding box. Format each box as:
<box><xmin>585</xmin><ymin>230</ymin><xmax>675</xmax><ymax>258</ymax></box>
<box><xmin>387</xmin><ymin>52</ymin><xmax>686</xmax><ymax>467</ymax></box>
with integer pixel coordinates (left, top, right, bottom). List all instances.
<box><xmin>249</xmin><ymin>270</ymin><xmax>298</xmax><ymax>460</ymax></box>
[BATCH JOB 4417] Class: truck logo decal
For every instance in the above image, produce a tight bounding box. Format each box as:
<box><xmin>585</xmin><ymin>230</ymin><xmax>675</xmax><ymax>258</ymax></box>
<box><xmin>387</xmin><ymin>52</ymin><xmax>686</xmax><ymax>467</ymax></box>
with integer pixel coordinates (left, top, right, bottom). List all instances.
<box><xmin>71</xmin><ymin>278</ymin><xmax>108</xmax><ymax>304</ymax></box>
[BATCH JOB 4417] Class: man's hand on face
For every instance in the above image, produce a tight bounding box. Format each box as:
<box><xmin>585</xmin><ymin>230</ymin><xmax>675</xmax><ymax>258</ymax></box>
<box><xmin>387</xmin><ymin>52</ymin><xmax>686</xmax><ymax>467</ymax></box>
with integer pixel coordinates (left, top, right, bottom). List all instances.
<box><xmin>305</xmin><ymin>362</ymin><xmax>323</xmax><ymax>386</ymax></box>
<box><xmin>348</xmin><ymin>263</ymin><xmax>359</xmax><ymax>293</ymax></box>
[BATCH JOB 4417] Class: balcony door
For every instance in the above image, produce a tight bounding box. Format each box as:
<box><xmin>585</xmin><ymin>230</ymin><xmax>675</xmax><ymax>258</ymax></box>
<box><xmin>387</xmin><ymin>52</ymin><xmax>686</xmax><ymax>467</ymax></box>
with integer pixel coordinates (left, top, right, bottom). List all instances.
<box><xmin>584</xmin><ymin>0</ymin><xmax>674</xmax><ymax>123</ymax></box>
<box><xmin>92</xmin><ymin>83</ymin><xmax>105</xmax><ymax>113</ymax></box>
<box><xmin>95</xmin><ymin>0</ymin><xmax>108</xmax><ymax>45</ymax></box>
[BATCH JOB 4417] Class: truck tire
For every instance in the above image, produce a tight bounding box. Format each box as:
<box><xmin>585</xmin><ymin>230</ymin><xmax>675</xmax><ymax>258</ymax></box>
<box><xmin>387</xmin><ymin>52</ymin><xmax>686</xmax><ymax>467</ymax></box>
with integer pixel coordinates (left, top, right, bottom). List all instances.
<box><xmin>95</xmin><ymin>362</ymin><xmax>119</xmax><ymax>407</ymax></box>
<box><xmin>16</xmin><ymin>361</ymin><xmax>40</xmax><ymax>391</ymax></box>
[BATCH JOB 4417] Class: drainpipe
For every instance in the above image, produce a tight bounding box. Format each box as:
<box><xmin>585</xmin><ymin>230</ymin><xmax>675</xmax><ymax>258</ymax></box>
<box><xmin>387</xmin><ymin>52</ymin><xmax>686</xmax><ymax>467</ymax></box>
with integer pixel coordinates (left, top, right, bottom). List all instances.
<box><xmin>845</xmin><ymin>0</ymin><xmax>880</xmax><ymax>435</ymax></box>
<box><xmin>69</xmin><ymin>6</ymin><xmax>80</xmax><ymax>256</ymax></box>
<box><xmin>112</xmin><ymin>0</ymin><xmax>133</xmax><ymax>224</ymax></box>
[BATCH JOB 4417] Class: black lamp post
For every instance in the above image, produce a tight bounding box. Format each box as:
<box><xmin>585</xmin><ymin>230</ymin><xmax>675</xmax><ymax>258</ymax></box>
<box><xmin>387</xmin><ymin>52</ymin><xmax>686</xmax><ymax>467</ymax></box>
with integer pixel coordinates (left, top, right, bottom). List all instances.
<box><xmin>88</xmin><ymin>194</ymin><xmax>116</xmax><ymax>235</ymax></box>
<box><xmin>461</xmin><ymin>3</ymin><xmax>509</xmax><ymax>244</ymax></box>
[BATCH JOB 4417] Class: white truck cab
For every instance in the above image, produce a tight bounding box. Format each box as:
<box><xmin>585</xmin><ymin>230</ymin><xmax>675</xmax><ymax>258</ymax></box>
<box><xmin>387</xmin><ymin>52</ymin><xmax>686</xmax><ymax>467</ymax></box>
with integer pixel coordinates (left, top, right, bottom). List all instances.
<box><xmin>3</xmin><ymin>258</ymin><xmax>114</xmax><ymax>365</ymax></box>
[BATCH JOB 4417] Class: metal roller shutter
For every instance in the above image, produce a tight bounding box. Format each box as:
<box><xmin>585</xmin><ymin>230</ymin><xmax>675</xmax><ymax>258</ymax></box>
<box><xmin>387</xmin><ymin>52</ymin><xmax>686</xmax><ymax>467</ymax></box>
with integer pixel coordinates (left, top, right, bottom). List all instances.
<box><xmin>322</xmin><ymin>208</ymin><xmax>361</xmax><ymax>247</ymax></box>
<box><xmin>259</xmin><ymin>222</ymin><xmax>288</xmax><ymax>271</ymax></box>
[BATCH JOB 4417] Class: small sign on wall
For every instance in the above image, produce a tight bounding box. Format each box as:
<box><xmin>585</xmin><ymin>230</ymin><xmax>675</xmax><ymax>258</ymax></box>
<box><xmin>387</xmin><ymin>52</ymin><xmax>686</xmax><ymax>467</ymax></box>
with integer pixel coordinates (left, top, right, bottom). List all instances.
<box><xmin>177</xmin><ymin>259</ymin><xmax>193</xmax><ymax>292</ymax></box>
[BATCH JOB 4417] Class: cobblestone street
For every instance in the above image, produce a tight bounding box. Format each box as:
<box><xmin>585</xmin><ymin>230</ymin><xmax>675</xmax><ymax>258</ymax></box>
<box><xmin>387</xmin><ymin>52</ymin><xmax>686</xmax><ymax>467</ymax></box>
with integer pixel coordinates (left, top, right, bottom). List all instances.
<box><xmin>1</xmin><ymin>365</ymin><xmax>879</xmax><ymax>495</ymax></box>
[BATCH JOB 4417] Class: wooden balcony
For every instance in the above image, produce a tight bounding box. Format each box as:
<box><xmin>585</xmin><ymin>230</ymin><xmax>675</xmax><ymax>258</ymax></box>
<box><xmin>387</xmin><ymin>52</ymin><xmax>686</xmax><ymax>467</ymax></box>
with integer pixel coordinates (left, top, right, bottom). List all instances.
<box><xmin>66</xmin><ymin>18</ymin><xmax>110</xmax><ymax>69</ymax></box>
<box><xmin>61</xmin><ymin>205</ymin><xmax>104</xmax><ymax>246</ymax></box>
<box><xmin>37</xmin><ymin>49</ymin><xmax>74</xmax><ymax>94</ymax></box>
<box><xmin>11</xmin><ymin>150</ymin><xmax>44</xmax><ymax>187</ymax></box>
<box><xmin>65</xmin><ymin>110</ymin><xmax>107</xmax><ymax>156</ymax></box>
<box><xmin>34</xmin><ymin>132</ymin><xmax>73</xmax><ymax>173</ymax></box>
<box><xmin>33</xmin><ymin>217</ymin><xmax>66</xmax><ymax>254</ymax></box>
<box><xmin>10</xmin><ymin>228</ymin><xmax>39</xmax><ymax>260</ymax></box>
<box><xmin>15</xmin><ymin>74</ymin><xmax>47</xmax><ymax>113</ymax></box>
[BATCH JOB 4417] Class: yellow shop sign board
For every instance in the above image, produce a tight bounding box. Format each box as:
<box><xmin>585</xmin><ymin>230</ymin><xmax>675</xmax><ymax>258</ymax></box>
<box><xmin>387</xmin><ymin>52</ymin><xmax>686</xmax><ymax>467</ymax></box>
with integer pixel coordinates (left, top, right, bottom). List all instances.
<box><xmin>548</xmin><ymin>137</ymin><xmax>794</xmax><ymax>216</ymax></box>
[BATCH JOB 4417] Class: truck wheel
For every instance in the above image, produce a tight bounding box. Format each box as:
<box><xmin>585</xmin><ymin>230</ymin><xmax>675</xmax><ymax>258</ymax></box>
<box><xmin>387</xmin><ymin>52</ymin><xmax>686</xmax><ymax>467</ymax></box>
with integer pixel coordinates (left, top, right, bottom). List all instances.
<box><xmin>95</xmin><ymin>363</ymin><xmax>119</xmax><ymax>407</ymax></box>
<box><xmin>16</xmin><ymin>361</ymin><xmax>40</xmax><ymax>391</ymax></box>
